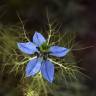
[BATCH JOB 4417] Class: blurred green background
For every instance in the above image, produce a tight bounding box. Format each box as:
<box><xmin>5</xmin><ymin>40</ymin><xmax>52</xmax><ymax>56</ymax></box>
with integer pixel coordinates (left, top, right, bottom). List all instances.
<box><xmin>0</xmin><ymin>0</ymin><xmax>96</xmax><ymax>96</ymax></box>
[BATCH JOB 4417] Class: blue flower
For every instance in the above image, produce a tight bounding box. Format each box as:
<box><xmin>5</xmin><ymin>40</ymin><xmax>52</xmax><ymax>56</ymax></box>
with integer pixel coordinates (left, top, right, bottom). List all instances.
<box><xmin>17</xmin><ymin>32</ymin><xmax>69</xmax><ymax>83</ymax></box>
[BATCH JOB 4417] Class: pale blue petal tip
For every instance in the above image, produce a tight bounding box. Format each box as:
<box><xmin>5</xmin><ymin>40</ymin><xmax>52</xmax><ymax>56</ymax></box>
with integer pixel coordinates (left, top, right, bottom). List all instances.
<box><xmin>41</xmin><ymin>60</ymin><xmax>54</xmax><ymax>83</ymax></box>
<box><xmin>49</xmin><ymin>46</ymin><xmax>69</xmax><ymax>57</ymax></box>
<box><xmin>25</xmin><ymin>58</ymin><xmax>42</xmax><ymax>77</ymax></box>
<box><xmin>33</xmin><ymin>32</ymin><xmax>46</xmax><ymax>47</ymax></box>
<box><xmin>17</xmin><ymin>42</ymin><xmax>37</xmax><ymax>54</ymax></box>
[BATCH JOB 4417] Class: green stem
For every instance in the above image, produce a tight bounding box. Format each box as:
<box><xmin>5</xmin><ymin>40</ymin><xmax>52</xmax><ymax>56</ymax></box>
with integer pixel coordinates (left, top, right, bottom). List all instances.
<box><xmin>15</xmin><ymin>56</ymin><xmax>37</xmax><ymax>65</ymax></box>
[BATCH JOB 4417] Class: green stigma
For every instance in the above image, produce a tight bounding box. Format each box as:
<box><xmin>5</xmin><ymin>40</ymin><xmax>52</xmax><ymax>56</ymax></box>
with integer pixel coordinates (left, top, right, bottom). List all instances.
<box><xmin>40</xmin><ymin>42</ymin><xmax>50</xmax><ymax>52</ymax></box>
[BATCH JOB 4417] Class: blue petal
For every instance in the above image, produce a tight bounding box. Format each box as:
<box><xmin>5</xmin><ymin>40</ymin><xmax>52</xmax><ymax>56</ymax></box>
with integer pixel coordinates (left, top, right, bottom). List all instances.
<box><xmin>26</xmin><ymin>58</ymin><xmax>42</xmax><ymax>77</ymax></box>
<box><xmin>49</xmin><ymin>46</ymin><xmax>69</xmax><ymax>57</ymax></box>
<box><xmin>17</xmin><ymin>42</ymin><xmax>37</xmax><ymax>54</ymax></box>
<box><xmin>41</xmin><ymin>60</ymin><xmax>54</xmax><ymax>83</ymax></box>
<box><xmin>33</xmin><ymin>32</ymin><xmax>46</xmax><ymax>47</ymax></box>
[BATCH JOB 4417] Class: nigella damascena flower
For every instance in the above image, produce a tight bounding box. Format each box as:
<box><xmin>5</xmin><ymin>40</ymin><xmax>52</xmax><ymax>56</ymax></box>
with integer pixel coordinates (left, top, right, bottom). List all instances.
<box><xmin>17</xmin><ymin>32</ymin><xmax>69</xmax><ymax>83</ymax></box>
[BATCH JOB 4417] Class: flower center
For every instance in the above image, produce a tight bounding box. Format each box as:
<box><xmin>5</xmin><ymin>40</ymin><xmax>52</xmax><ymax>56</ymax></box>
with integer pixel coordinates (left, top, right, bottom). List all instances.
<box><xmin>40</xmin><ymin>42</ymin><xmax>49</xmax><ymax>52</ymax></box>
<box><xmin>36</xmin><ymin>42</ymin><xmax>50</xmax><ymax>60</ymax></box>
